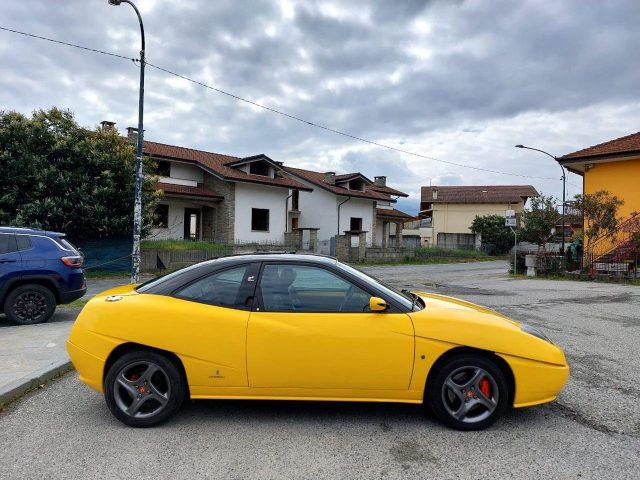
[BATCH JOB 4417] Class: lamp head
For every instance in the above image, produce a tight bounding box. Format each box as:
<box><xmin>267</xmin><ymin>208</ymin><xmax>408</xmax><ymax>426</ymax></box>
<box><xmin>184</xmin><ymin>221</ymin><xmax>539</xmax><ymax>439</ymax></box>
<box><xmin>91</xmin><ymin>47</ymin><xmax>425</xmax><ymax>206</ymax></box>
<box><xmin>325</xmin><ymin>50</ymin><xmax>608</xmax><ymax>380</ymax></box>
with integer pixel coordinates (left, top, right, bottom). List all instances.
<box><xmin>515</xmin><ymin>144</ymin><xmax>525</xmax><ymax>148</ymax></box>
<box><xmin>108</xmin><ymin>0</ymin><xmax>123</xmax><ymax>5</ymax></box>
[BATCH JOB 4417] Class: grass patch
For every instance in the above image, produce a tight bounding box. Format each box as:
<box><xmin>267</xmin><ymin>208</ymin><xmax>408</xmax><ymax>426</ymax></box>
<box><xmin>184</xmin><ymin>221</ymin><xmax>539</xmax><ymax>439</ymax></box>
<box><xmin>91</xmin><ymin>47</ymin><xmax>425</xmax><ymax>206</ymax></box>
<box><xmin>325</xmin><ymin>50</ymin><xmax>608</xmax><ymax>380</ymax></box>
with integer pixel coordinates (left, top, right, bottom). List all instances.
<box><xmin>357</xmin><ymin>256</ymin><xmax>497</xmax><ymax>267</ymax></box>
<box><xmin>60</xmin><ymin>297</ymin><xmax>91</xmax><ymax>308</ymax></box>
<box><xmin>141</xmin><ymin>239</ymin><xmax>228</xmax><ymax>251</ymax></box>
<box><xmin>84</xmin><ymin>270</ymin><xmax>130</xmax><ymax>279</ymax></box>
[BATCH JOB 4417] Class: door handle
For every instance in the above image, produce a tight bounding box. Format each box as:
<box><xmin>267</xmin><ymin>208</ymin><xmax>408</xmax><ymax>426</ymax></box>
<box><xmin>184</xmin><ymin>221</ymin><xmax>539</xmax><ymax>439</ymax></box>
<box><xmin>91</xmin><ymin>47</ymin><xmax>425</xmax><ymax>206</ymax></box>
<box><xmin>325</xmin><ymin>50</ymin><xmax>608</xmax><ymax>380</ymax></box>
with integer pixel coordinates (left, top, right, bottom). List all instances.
<box><xmin>0</xmin><ymin>258</ymin><xmax>17</xmax><ymax>264</ymax></box>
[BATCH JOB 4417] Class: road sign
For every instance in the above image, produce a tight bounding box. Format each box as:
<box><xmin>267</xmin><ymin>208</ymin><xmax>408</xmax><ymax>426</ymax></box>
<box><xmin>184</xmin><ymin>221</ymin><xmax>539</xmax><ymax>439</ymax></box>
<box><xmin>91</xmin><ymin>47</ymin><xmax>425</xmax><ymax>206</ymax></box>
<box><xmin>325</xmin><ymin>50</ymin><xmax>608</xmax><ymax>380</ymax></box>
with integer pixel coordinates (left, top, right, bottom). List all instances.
<box><xmin>505</xmin><ymin>209</ymin><xmax>517</xmax><ymax>227</ymax></box>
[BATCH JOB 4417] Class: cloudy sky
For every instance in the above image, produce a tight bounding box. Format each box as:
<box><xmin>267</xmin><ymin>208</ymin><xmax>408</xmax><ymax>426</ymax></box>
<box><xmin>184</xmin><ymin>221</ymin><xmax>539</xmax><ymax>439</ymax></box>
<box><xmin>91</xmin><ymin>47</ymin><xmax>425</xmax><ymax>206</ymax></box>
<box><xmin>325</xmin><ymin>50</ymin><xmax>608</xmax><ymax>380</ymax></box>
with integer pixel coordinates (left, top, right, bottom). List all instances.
<box><xmin>2</xmin><ymin>0</ymin><xmax>639</xmax><ymax>213</ymax></box>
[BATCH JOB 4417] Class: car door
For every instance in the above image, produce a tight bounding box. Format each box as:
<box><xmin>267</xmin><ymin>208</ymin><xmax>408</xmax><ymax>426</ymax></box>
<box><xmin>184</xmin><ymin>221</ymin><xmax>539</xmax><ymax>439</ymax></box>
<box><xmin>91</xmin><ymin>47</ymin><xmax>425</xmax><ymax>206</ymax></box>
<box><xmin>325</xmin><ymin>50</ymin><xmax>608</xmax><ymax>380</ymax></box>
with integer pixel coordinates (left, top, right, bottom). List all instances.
<box><xmin>163</xmin><ymin>262</ymin><xmax>260</xmax><ymax>387</ymax></box>
<box><xmin>0</xmin><ymin>233</ymin><xmax>23</xmax><ymax>288</ymax></box>
<box><xmin>246</xmin><ymin>262</ymin><xmax>414</xmax><ymax>392</ymax></box>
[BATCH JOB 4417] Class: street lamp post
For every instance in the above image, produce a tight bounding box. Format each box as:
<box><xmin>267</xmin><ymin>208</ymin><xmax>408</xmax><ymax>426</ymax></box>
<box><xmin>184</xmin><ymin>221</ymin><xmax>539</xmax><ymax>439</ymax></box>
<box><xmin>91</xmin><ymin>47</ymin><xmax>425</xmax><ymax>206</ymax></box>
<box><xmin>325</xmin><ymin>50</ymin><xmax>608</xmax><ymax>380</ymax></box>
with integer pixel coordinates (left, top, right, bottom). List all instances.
<box><xmin>108</xmin><ymin>0</ymin><xmax>145</xmax><ymax>283</ymax></box>
<box><xmin>515</xmin><ymin>145</ymin><xmax>567</xmax><ymax>254</ymax></box>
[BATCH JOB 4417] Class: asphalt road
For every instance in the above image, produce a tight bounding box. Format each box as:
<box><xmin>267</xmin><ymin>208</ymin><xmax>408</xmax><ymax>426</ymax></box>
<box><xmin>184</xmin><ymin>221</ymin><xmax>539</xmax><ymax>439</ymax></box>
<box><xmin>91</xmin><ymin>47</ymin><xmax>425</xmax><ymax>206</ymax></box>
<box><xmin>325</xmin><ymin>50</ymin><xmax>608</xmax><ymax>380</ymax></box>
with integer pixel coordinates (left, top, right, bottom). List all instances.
<box><xmin>1</xmin><ymin>261</ymin><xmax>639</xmax><ymax>479</ymax></box>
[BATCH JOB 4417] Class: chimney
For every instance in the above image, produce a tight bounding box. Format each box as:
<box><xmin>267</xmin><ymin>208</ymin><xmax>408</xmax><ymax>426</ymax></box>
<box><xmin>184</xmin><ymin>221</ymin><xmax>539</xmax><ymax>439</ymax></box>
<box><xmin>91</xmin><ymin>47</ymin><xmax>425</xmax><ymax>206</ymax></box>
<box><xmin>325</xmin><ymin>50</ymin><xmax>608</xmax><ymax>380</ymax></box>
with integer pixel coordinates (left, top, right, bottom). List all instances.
<box><xmin>324</xmin><ymin>171</ymin><xmax>336</xmax><ymax>185</ymax></box>
<box><xmin>100</xmin><ymin>120</ymin><xmax>116</xmax><ymax>132</ymax></box>
<box><xmin>374</xmin><ymin>175</ymin><xmax>386</xmax><ymax>187</ymax></box>
<box><xmin>126</xmin><ymin>126</ymin><xmax>138</xmax><ymax>142</ymax></box>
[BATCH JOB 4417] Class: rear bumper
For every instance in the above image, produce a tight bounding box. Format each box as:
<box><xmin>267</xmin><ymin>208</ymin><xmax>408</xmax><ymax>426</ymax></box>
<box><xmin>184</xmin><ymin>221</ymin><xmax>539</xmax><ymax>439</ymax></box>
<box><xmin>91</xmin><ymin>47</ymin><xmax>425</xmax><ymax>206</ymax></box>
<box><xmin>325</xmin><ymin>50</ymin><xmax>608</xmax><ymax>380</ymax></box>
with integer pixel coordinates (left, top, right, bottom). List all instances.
<box><xmin>66</xmin><ymin>340</ymin><xmax>104</xmax><ymax>393</ymax></box>
<box><xmin>59</xmin><ymin>287</ymin><xmax>86</xmax><ymax>304</ymax></box>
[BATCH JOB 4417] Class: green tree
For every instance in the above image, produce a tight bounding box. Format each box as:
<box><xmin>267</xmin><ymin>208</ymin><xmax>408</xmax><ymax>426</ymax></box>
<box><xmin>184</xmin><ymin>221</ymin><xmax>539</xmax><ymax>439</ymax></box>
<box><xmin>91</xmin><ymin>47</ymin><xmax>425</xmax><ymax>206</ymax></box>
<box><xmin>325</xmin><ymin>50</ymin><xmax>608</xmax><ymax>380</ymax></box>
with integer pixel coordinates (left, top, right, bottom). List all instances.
<box><xmin>0</xmin><ymin>108</ymin><xmax>159</xmax><ymax>240</ymax></box>
<box><xmin>470</xmin><ymin>214</ymin><xmax>513</xmax><ymax>255</ymax></box>
<box><xmin>572</xmin><ymin>190</ymin><xmax>624</xmax><ymax>249</ymax></box>
<box><xmin>520</xmin><ymin>194</ymin><xmax>561</xmax><ymax>248</ymax></box>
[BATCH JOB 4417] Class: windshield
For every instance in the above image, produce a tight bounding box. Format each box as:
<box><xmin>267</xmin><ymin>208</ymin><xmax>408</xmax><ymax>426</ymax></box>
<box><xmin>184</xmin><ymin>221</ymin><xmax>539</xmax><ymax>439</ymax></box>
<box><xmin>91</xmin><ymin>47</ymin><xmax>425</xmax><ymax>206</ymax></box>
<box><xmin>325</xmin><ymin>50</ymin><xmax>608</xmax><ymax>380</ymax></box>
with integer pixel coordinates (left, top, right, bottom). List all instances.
<box><xmin>136</xmin><ymin>262</ymin><xmax>206</xmax><ymax>292</ymax></box>
<box><xmin>336</xmin><ymin>261</ymin><xmax>415</xmax><ymax>311</ymax></box>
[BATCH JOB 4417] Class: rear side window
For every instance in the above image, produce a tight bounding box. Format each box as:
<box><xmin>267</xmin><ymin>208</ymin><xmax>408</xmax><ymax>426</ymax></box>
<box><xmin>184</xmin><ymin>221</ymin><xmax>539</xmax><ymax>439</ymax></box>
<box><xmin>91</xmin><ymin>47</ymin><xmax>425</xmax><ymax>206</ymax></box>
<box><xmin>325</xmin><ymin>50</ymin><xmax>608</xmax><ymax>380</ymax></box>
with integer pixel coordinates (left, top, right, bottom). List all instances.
<box><xmin>0</xmin><ymin>234</ymin><xmax>18</xmax><ymax>254</ymax></box>
<box><xmin>174</xmin><ymin>265</ymin><xmax>255</xmax><ymax>309</ymax></box>
<box><xmin>16</xmin><ymin>235</ymin><xmax>32</xmax><ymax>251</ymax></box>
<box><xmin>54</xmin><ymin>237</ymin><xmax>79</xmax><ymax>252</ymax></box>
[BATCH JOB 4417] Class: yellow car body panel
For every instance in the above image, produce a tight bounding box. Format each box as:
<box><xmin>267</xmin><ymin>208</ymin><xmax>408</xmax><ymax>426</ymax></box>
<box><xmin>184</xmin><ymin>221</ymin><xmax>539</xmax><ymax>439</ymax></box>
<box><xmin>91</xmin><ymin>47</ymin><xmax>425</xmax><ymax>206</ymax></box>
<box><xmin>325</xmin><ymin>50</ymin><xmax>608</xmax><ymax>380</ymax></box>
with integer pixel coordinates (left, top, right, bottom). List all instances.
<box><xmin>67</xmin><ymin>285</ymin><xmax>569</xmax><ymax>407</ymax></box>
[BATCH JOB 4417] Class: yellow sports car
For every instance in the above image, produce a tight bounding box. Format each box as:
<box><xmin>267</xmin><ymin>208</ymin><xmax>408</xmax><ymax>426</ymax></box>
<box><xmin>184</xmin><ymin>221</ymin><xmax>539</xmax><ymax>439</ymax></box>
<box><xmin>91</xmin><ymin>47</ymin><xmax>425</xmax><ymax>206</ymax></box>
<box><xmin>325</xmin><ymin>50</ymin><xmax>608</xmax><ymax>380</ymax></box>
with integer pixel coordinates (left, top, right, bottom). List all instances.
<box><xmin>67</xmin><ymin>254</ymin><xmax>569</xmax><ymax>430</ymax></box>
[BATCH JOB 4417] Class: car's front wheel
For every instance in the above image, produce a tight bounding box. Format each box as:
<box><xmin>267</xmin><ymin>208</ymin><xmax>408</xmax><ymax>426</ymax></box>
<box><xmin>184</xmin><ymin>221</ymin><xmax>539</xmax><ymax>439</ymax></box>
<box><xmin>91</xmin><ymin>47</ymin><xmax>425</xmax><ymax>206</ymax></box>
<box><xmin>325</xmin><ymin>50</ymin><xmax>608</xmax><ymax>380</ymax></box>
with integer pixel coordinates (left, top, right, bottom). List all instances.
<box><xmin>104</xmin><ymin>350</ymin><xmax>185</xmax><ymax>427</ymax></box>
<box><xmin>4</xmin><ymin>284</ymin><xmax>56</xmax><ymax>325</ymax></box>
<box><xmin>427</xmin><ymin>353</ymin><xmax>508</xmax><ymax>431</ymax></box>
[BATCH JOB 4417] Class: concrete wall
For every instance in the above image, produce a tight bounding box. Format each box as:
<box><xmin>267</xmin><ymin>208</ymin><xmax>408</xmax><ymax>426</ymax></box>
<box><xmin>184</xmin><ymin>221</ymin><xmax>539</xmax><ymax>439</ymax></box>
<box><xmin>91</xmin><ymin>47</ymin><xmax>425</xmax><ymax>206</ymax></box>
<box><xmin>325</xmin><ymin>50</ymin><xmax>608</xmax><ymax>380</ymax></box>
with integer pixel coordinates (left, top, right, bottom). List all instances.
<box><xmin>296</xmin><ymin>182</ymin><xmax>338</xmax><ymax>242</ymax></box>
<box><xmin>234</xmin><ymin>182</ymin><xmax>288</xmax><ymax>243</ymax></box>
<box><xmin>149</xmin><ymin>199</ymin><xmax>192</xmax><ymax>240</ymax></box>
<box><xmin>339</xmin><ymin>197</ymin><xmax>375</xmax><ymax>245</ymax></box>
<box><xmin>165</xmin><ymin>162</ymin><xmax>203</xmax><ymax>184</ymax></box>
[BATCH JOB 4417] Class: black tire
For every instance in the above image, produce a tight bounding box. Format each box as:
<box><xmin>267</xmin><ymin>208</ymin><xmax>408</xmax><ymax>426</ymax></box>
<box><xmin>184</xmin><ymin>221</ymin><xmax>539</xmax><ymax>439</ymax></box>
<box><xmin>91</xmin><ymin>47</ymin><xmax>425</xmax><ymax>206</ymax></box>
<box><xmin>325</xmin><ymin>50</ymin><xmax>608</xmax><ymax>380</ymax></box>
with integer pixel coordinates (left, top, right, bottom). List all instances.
<box><xmin>4</xmin><ymin>284</ymin><xmax>56</xmax><ymax>325</ymax></box>
<box><xmin>426</xmin><ymin>353</ymin><xmax>509</xmax><ymax>431</ymax></box>
<box><xmin>104</xmin><ymin>350</ymin><xmax>185</xmax><ymax>427</ymax></box>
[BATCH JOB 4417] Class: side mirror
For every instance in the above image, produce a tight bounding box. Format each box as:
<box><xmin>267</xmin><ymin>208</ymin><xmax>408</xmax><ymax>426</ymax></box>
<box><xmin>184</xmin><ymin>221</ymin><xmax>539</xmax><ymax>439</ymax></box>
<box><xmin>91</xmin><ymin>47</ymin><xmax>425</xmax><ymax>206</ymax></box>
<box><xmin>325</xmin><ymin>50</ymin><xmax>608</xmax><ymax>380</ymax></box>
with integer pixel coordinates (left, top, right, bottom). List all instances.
<box><xmin>369</xmin><ymin>296</ymin><xmax>388</xmax><ymax>312</ymax></box>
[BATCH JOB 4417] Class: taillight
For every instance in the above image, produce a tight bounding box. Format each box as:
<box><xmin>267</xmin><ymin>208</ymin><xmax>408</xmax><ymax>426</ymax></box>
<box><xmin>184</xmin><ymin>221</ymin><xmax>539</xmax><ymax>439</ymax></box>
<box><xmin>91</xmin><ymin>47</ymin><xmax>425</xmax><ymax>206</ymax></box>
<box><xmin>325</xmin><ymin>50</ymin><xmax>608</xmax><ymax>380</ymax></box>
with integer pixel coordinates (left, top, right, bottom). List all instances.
<box><xmin>61</xmin><ymin>256</ymin><xmax>83</xmax><ymax>267</ymax></box>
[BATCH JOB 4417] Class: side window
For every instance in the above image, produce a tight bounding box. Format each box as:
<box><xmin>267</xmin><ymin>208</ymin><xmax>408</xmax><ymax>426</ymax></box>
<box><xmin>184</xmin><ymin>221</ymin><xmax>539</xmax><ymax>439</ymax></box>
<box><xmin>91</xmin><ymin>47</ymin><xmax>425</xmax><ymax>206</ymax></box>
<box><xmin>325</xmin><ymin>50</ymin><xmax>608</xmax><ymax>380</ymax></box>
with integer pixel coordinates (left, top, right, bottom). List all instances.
<box><xmin>0</xmin><ymin>234</ymin><xmax>18</xmax><ymax>254</ymax></box>
<box><xmin>16</xmin><ymin>235</ymin><xmax>32</xmax><ymax>251</ymax></box>
<box><xmin>258</xmin><ymin>264</ymin><xmax>371</xmax><ymax>313</ymax></box>
<box><xmin>174</xmin><ymin>265</ymin><xmax>252</xmax><ymax>309</ymax></box>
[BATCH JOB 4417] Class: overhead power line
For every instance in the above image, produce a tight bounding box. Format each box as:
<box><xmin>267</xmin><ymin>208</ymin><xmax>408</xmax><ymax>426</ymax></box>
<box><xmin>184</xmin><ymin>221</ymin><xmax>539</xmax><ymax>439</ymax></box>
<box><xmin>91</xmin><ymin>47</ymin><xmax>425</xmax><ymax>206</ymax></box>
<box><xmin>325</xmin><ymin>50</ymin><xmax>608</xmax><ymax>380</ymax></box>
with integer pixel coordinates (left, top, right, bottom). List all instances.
<box><xmin>1</xmin><ymin>25</ymin><xmax>558</xmax><ymax>181</ymax></box>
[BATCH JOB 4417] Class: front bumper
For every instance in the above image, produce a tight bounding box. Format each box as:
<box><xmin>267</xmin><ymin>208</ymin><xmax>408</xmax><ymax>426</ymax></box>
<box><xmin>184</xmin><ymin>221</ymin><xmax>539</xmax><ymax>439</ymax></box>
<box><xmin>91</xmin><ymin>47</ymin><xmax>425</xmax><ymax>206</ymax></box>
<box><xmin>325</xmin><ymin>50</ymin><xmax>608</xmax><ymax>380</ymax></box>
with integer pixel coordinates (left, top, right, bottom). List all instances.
<box><xmin>499</xmin><ymin>353</ymin><xmax>570</xmax><ymax>407</ymax></box>
<box><xmin>66</xmin><ymin>340</ymin><xmax>105</xmax><ymax>393</ymax></box>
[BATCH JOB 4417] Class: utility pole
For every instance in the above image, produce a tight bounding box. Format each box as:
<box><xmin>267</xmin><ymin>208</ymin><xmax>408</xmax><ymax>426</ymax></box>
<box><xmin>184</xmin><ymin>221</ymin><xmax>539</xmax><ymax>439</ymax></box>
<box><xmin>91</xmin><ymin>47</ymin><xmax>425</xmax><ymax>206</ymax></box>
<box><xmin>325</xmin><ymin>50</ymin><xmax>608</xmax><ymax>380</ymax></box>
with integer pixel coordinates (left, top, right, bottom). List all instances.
<box><xmin>108</xmin><ymin>0</ymin><xmax>145</xmax><ymax>282</ymax></box>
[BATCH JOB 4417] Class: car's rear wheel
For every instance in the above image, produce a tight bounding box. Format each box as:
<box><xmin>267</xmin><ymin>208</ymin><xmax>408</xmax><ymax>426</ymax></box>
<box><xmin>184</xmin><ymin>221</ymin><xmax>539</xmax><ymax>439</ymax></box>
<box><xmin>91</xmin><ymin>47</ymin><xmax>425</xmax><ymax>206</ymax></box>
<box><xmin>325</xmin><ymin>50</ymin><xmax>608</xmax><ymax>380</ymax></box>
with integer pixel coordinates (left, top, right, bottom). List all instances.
<box><xmin>104</xmin><ymin>350</ymin><xmax>185</xmax><ymax>427</ymax></box>
<box><xmin>427</xmin><ymin>353</ymin><xmax>508</xmax><ymax>431</ymax></box>
<box><xmin>4</xmin><ymin>284</ymin><xmax>56</xmax><ymax>325</ymax></box>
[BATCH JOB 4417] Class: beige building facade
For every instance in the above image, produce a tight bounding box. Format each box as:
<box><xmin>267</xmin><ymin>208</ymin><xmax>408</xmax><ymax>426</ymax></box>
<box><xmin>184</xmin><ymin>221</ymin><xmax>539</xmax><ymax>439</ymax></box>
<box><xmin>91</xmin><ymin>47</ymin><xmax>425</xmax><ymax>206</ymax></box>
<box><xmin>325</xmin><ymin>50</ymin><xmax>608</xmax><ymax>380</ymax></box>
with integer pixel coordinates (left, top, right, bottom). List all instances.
<box><xmin>415</xmin><ymin>185</ymin><xmax>538</xmax><ymax>248</ymax></box>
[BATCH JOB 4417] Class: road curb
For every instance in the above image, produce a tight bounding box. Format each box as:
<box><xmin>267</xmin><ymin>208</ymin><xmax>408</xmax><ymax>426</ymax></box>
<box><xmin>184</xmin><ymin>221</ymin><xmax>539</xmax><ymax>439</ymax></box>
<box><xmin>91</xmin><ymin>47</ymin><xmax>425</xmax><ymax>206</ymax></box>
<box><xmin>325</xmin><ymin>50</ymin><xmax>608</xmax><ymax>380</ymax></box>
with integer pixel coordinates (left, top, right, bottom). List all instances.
<box><xmin>0</xmin><ymin>359</ymin><xmax>73</xmax><ymax>408</ymax></box>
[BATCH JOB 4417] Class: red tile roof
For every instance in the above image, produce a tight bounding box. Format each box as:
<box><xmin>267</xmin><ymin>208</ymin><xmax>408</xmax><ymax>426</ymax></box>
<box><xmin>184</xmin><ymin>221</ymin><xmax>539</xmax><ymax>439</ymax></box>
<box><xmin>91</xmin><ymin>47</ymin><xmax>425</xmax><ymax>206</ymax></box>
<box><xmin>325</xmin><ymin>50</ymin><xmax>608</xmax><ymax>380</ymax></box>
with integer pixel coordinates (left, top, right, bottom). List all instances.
<box><xmin>372</xmin><ymin>185</ymin><xmax>409</xmax><ymax>197</ymax></box>
<box><xmin>421</xmin><ymin>185</ymin><xmax>538</xmax><ymax>204</ymax></box>
<box><xmin>284</xmin><ymin>167</ymin><xmax>398</xmax><ymax>202</ymax></box>
<box><xmin>156</xmin><ymin>182</ymin><xmax>223</xmax><ymax>199</ymax></box>
<box><xmin>376</xmin><ymin>208</ymin><xmax>414</xmax><ymax>220</ymax></box>
<box><xmin>144</xmin><ymin>141</ymin><xmax>312</xmax><ymax>191</ymax></box>
<box><xmin>561</xmin><ymin>132</ymin><xmax>640</xmax><ymax>160</ymax></box>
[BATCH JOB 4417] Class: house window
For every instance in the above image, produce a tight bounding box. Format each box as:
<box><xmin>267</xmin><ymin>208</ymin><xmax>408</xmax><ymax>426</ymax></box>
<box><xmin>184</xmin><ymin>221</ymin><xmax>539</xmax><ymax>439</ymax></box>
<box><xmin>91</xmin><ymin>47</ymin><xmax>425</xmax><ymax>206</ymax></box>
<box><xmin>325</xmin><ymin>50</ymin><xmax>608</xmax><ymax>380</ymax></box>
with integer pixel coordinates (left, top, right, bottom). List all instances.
<box><xmin>252</xmin><ymin>208</ymin><xmax>269</xmax><ymax>231</ymax></box>
<box><xmin>249</xmin><ymin>162</ymin><xmax>270</xmax><ymax>176</ymax></box>
<box><xmin>348</xmin><ymin>179</ymin><xmax>365</xmax><ymax>191</ymax></box>
<box><xmin>154</xmin><ymin>204</ymin><xmax>169</xmax><ymax>228</ymax></box>
<box><xmin>156</xmin><ymin>160</ymin><xmax>171</xmax><ymax>177</ymax></box>
<box><xmin>292</xmin><ymin>190</ymin><xmax>299</xmax><ymax>210</ymax></box>
<box><xmin>350</xmin><ymin>217</ymin><xmax>362</xmax><ymax>231</ymax></box>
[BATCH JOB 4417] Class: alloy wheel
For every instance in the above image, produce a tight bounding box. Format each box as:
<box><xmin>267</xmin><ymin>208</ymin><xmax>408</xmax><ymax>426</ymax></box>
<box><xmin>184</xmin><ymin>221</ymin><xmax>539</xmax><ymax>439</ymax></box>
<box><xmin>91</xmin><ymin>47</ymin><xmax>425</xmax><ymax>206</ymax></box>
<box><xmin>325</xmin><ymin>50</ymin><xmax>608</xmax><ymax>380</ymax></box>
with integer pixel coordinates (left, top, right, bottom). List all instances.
<box><xmin>13</xmin><ymin>292</ymin><xmax>48</xmax><ymax>322</ymax></box>
<box><xmin>441</xmin><ymin>366</ymin><xmax>499</xmax><ymax>424</ymax></box>
<box><xmin>113</xmin><ymin>361</ymin><xmax>171</xmax><ymax>419</ymax></box>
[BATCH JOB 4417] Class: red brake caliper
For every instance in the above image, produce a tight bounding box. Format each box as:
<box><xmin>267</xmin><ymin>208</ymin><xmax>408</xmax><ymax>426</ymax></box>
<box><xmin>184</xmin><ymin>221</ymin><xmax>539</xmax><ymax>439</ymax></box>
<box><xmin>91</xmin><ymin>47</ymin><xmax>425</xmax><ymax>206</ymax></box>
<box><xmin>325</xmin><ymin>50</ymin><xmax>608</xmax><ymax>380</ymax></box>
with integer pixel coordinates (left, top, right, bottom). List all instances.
<box><xmin>479</xmin><ymin>378</ymin><xmax>491</xmax><ymax>398</ymax></box>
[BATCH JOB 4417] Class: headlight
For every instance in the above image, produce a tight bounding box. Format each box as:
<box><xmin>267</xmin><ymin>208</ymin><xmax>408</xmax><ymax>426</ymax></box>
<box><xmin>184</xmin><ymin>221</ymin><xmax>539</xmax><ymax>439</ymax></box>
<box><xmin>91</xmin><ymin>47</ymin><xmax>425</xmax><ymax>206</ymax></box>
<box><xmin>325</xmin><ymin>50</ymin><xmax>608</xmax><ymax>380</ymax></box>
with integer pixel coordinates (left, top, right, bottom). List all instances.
<box><xmin>520</xmin><ymin>324</ymin><xmax>553</xmax><ymax>344</ymax></box>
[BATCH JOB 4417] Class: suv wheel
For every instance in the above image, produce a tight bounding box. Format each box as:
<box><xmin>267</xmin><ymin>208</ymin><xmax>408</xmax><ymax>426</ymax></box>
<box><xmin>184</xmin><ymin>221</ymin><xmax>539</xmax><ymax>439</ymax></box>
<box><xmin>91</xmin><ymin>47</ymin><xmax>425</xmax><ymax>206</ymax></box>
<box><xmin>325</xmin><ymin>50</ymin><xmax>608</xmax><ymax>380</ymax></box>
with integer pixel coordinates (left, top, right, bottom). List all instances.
<box><xmin>427</xmin><ymin>353</ymin><xmax>508</xmax><ymax>431</ymax></box>
<box><xmin>4</xmin><ymin>284</ymin><xmax>56</xmax><ymax>325</ymax></box>
<box><xmin>104</xmin><ymin>350</ymin><xmax>185</xmax><ymax>427</ymax></box>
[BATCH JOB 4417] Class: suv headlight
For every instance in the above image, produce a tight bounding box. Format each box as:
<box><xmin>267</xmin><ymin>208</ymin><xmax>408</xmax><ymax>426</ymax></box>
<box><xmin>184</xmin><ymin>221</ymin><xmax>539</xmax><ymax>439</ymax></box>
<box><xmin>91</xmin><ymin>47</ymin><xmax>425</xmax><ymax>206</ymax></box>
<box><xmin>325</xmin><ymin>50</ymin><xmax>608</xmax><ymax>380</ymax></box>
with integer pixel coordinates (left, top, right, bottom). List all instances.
<box><xmin>520</xmin><ymin>324</ymin><xmax>553</xmax><ymax>344</ymax></box>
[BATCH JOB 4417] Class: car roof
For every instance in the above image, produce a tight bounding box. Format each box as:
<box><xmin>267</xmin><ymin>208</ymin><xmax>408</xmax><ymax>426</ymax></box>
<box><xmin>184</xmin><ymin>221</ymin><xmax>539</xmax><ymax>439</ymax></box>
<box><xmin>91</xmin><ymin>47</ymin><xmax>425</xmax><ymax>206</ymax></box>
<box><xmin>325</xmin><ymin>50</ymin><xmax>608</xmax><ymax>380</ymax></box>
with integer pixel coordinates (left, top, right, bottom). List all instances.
<box><xmin>0</xmin><ymin>226</ymin><xmax>65</xmax><ymax>237</ymax></box>
<box><xmin>213</xmin><ymin>253</ymin><xmax>339</xmax><ymax>266</ymax></box>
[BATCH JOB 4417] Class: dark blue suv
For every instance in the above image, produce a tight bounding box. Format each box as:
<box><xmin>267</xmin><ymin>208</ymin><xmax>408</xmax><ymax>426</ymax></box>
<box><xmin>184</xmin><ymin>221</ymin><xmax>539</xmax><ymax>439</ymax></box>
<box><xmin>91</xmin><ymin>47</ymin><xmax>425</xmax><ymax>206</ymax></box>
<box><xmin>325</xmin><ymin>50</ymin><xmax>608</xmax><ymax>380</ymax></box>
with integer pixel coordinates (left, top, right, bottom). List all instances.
<box><xmin>0</xmin><ymin>227</ymin><xmax>86</xmax><ymax>325</ymax></box>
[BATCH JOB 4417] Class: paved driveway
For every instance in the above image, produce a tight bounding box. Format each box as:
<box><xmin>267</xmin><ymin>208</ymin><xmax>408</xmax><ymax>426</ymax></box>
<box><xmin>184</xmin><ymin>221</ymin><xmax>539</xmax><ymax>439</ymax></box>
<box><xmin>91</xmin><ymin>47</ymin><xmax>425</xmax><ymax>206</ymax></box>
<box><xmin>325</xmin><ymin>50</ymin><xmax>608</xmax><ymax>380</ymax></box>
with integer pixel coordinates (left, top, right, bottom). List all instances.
<box><xmin>1</xmin><ymin>261</ymin><xmax>639</xmax><ymax>479</ymax></box>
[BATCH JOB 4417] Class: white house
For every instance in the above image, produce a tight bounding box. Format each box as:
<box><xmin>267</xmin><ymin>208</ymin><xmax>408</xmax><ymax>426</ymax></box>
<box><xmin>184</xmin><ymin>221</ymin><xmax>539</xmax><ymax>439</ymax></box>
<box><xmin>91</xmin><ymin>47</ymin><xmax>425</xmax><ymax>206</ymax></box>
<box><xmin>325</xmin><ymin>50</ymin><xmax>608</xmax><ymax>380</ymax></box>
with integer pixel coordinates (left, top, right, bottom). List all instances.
<box><xmin>138</xmin><ymin>133</ymin><xmax>312</xmax><ymax>245</ymax></box>
<box><xmin>110</xmin><ymin>124</ymin><xmax>412</xmax><ymax>248</ymax></box>
<box><xmin>283</xmin><ymin>168</ymin><xmax>412</xmax><ymax>252</ymax></box>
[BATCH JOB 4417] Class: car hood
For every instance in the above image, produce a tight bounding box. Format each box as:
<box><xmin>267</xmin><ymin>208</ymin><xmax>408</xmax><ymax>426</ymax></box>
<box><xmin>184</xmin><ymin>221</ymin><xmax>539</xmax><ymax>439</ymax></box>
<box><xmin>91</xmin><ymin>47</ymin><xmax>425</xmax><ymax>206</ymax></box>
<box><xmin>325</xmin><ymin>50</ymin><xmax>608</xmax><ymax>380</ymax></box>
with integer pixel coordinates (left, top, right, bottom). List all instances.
<box><xmin>408</xmin><ymin>291</ymin><xmax>567</xmax><ymax>366</ymax></box>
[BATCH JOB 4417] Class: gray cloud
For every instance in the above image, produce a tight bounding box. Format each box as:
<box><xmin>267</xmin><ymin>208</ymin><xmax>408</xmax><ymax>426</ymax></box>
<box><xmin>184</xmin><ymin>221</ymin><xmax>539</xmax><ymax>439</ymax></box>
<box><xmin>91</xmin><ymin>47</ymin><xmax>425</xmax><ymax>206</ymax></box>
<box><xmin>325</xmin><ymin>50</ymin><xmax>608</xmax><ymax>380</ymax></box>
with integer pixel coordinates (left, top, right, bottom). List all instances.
<box><xmin>2</xmin><ymin>0</ymin><xmax>639</xmax><ymax>215</ymax></box>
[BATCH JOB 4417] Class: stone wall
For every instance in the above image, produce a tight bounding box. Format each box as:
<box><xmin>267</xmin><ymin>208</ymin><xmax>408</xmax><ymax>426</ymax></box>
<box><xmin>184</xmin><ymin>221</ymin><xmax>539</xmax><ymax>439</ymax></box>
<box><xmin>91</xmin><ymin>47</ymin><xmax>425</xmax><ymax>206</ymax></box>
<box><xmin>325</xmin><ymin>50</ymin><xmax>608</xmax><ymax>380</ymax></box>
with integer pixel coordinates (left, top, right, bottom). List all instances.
<box><xmin>203</xmin><ymin>175</ymin><xmax>235</xmax><ymax>244</ymax></box>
